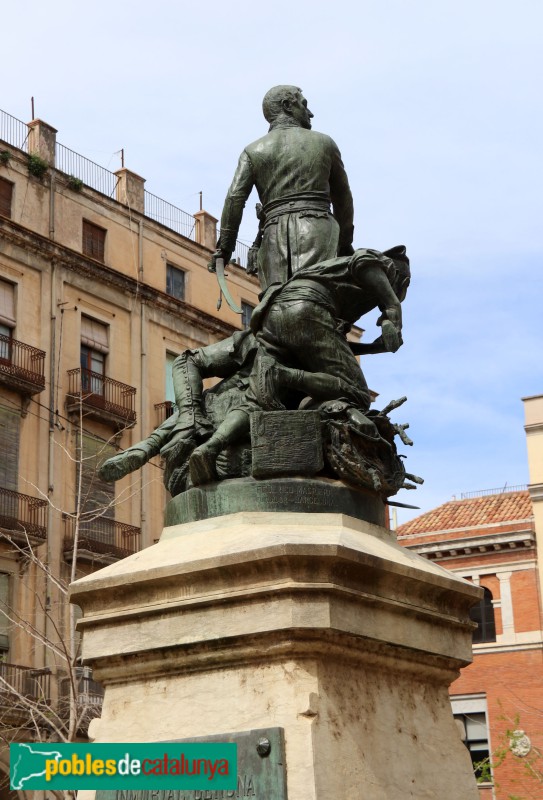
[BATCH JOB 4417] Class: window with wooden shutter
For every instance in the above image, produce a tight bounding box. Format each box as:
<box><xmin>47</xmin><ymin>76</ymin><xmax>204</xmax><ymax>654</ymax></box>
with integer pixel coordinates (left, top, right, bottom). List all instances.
<box><xmin>80</xmin><ymin>316</ymin><xmax>108</xmax><ymax>394</ymax></box>
<box><xmin>0</xmin><ymin>280</ymin><xmax>15</xmax><ymax>328</ymax></box>
<box><xmin>0</xmin><ymin>573</ymin><xmax>9</xmax><ymax>652</ymax></box>
<box><xmin>0</xmin><ymin>178</ymin><xmax>13</xmax><ymax>218</ymax></box>
<box><xmin>0</xmin><ymin>404</ymin><xmax>20</xmax><ymax>490</ymax></box>
<box><xmin>76</xmin><ymin>434</ymin><xmax>116</xmax><ymax>548</ymax></box>
<box><xmin>82</xmin><ymin>220</ymin><xmax>106</xmax><ymax>263</ymax></box>
<box><xmin>166</xmin><ymin>264</ymin><xmax>185</xmax><ymax>301</ymax></box>
<box><xmin>0</xmin><ymin>280</ymin><xmax>15</xmax><ymax>362</ymax></box>
<box><xmin>77</xmin><ymin>434</ymin><xmax>115</xmax><ymax>515</ymax></box>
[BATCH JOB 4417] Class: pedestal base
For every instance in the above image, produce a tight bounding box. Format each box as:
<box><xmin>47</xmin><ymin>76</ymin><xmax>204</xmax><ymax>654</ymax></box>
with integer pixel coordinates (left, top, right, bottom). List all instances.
<box><xmin>72</xmin><ymin>511</ymin><xmax>480</xmax><ymax>799</ymax></box>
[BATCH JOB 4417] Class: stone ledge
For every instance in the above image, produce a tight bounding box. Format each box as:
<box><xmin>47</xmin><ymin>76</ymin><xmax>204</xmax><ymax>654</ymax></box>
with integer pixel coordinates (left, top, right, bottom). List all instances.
<box><xmin>72</xmin><ymin>511</ymin><xmax>480</xmax><ymax>676</ymax></box>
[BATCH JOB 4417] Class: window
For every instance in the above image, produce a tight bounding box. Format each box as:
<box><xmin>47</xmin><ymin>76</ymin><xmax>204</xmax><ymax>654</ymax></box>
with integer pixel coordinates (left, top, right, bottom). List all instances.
<box><xmin>76</xmin><ymin>434</ymin><xmax>116</xmax><ymax>541</ymax></box>
<box><xmin>0</xmin><ymin>323</ymin><xmax>12</xmax><ymax>363</ymax></box>
<box><xmin>82</xmin><ymin>220</ymin><xmax>106</xmax><ymax>263</ymax></box>
<box><xmin>452</xmin><ymin>696</ymin><xmax>491</xmax><ymax>782</ymax></box>
<box><xmin>80</xmin><ymin>317</ymin><xmax>108</xmax><ymax>395</ymax></box>
<box><xmin>470</xmin><ymin>586</ymin><xmax>496</xmax><ymax>643</ymax></box>
<box><xmin>0</xmin><ymin>280</ymin><xmax>15</xmax><ymax>362</ymax></box>
<box><xmin>0</xmin><ymin>573</ymin><xmax>9</xmax><ymax>652</ymax></box>
<box><xmin>241</xmin><ymin>302</ymin><xmax>255</xmax><ymax>330</ymax></box>
<box><xmin>0</xmin><ymin>404</ymin><xmax>20</xmax><ymax>490</ymax></box>
<box><xmin>166</xmin><ymin>264</ymin><xmax>185</xmax><ymax>301</ymax></box>
<box><xmin>0</xmin><ymin>178</ymin><xmax>13</xmax><ymax>218</ymax></box>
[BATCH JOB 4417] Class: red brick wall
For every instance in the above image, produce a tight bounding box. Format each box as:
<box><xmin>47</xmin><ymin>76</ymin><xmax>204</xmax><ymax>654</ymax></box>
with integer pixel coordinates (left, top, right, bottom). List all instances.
<box><xmin>511</xmin><ymin>569</ymin><xmax>543</xmax><ymax>632</ymax></box>
<box><xmin>453</xmin><ymin>649</ymin><xmax>543</xmax><ymax>799</ymax></box>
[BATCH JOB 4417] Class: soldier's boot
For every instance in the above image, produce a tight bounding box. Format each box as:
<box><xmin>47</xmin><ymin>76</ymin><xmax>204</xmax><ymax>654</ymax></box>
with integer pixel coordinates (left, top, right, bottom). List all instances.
<box><xmin>161</xmin><ymin>352</ymin><xmax>213</xmax><ymax>458</ymax></box>
<box><xmin>189</xmin><ymin>410</ymin><xmax>250</xmax><ymax>486</ymax></box>
<box><xmin>99</xmin><ymin>440</ymin><xmax>160</xmax><ymax>482</ymax></box>
<box><xmin>189</xmin><ymin>434</ymin><xmax>227</xmax><ymax>486</ymax></box>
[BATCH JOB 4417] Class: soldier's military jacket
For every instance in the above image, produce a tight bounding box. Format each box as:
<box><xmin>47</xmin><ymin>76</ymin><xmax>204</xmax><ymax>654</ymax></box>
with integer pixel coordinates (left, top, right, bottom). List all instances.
<box><xmin>218</xmin><ymin>119</ymin><xmax>354</xmax><ymax>289</ymax></box>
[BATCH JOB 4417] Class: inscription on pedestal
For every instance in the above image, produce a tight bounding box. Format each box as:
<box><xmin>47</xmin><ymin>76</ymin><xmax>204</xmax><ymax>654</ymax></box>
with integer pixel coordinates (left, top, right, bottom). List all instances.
<box><xmin>164</xmin><ymin>476</ymin><xmax>386</xmax><ymax>528</ymax></box>
<box><xmin>96</xmin><ymin>729</ymin><xmax>286</xmax><ymax>800</ymax></box>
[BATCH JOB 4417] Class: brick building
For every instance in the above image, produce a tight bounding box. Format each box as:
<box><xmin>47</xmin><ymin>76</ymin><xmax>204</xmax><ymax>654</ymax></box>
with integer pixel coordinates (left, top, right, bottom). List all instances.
<box><xmin>398</xmin><ymin>480</ymin><xmax>543</xmax><ymax>798</ymax></box>
<box><xmin>0</xmin><ymin>107</ymin><xmax>260</xmax><ymax>797</ymax></box>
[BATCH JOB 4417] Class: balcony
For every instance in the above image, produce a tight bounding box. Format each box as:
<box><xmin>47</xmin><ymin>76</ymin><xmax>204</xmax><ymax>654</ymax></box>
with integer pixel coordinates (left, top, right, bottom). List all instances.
<box><xmin>59</xmin><ymin>666</ymin><xmax>104</xmax><ymax>730</ymax></box>
<box><xmin>0</xmin><ymin>486</ymin><xmax>48</xmax><ymax>541</ymax></box>
<box><xmin>63</xmin><ymin>514</ymin><xmax>141</xmax><ymax>563</ymax></box>
<box><xmin>66</xmin><ymin>367</ymin><xmax>136</xmax><ymax>429</ymax></box>
<box><xmin>0</xmin><ymin>662</ymin><xmax>50</xmax><ymax>727</ymax></box>
<box><xmin>154</xmin><ymin>400</ymin><xmax>177</xmax><ymax>427</ymax></box>
<box><xmin>0</xmin><ymin>334</ymin><xmax>45</xmax><ymax>396</ymax></box>
<box><xmin>0</xmin><ymin>662</ymin><xmax>51</xmax><ymax>714</ymax></box>
<box><xmin>76</xmin><ymin>668</ymin><xmax>104</xmax><ymax>724</ymax></box>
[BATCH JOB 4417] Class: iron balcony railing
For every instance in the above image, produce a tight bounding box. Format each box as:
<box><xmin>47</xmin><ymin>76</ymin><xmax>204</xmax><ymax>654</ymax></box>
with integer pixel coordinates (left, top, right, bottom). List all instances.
<box><xmin>0</xmin><ymin>333</ymin><xmax>46</xmax><ymax>395</ymax></box>
<box><xmin>154</xmin><ymin>400</ymin><xmax>177</xmax><ymax>427</ymax></box>
<box><xmin>63</xmin><ymin>515</ymin><xmax>141</xmax><ymax>559</ymax></box>
<box><xmin>144</xmin><ymin>191</ymin><xmax>197</xmax><ymax>241</ymax></box>
<box><xmin>76</xmin><ymin>667</ymin><xmax>104</xmax><ymax>708</ymax></box>
<box><xmin>67</xmin><ymin>368</ymin><xmax>136</xmax><ymax>425</ymax></box>
<box><xmin>0</xmin><ymin>110</ymin><xmax>28</xmax><ymax>152</ymax></box>
<box><xmin>0</xmin><ymin>487</ymin><xmax>48</xmax><ymax>539</ymax></box>
<box><xmin>58</xmin><ymin>667</ymin><xmax>104</xmax><ymax>729</ymax></box>
<box><xmin>56</xmin><ymin>142</ymin><xmax>118</xmax><ymax>197</ymax></box>
<box><xmin>0</xmin><ymin>662</ymin><xmax>51</xmax><ymax>703</ymax></box>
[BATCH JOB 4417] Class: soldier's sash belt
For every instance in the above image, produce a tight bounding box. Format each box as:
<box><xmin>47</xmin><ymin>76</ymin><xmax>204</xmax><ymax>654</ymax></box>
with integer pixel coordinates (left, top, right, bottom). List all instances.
<box><xmin>263</xmin><ymin>193</ymin><xmax>331</xmax><ymax>223</ymax></box>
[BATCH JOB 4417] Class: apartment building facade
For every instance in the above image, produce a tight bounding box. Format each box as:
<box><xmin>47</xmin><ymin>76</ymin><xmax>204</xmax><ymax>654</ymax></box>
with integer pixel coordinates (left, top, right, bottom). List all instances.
<box><xmin>0</xmin><ymin>109</ymin><xmax>260</xmax><ymax>797</ymax></box>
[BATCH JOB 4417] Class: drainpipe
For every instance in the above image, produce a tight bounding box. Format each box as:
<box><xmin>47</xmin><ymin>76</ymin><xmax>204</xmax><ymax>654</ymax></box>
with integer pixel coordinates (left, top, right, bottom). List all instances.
<box><xmin>139</xmin><ymin>220</ymin><xmax>147</xmax><ymax>542</ymax></box>
<box><xmin>49</xmin><ymin>172</ymin><xmax>55</xmax><ymax>240</ymax></box>
<box><xmin>44</xmin><ymin>259</ymin><xmax>57</xmax><ymax>673</ymax></box>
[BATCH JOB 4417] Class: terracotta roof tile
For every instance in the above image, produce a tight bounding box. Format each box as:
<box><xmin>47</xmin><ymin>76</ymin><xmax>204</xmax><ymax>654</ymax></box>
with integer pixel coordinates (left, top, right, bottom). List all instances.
<box><xmin>397</xmin><ymin>491</ymin><xmax>533</xmax><ymax>537</ymax></box>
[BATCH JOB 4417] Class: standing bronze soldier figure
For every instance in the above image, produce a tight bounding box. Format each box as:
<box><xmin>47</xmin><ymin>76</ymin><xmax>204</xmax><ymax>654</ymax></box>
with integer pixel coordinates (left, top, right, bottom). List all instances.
<box><xmin>212</xmin><ymin>85</ymin><xmax>355</xmax><ymax>290</ymax></box>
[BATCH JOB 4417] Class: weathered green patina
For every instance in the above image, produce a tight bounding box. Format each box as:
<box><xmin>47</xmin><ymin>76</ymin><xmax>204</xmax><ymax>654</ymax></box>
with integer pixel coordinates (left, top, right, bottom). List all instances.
<box><xmin>211</xmin><ymin>85</ymin><xmax>354</xmax><ymax>291</ymax></box>
<box><xmin>99</xmin><ymin>89</ymin><xmax>422</xmax><ymax>519</ymax></box>
<box><xmin>95</xmin><ymin>728</ymin><xmax>287</xmax><ymax>800</ymax></box>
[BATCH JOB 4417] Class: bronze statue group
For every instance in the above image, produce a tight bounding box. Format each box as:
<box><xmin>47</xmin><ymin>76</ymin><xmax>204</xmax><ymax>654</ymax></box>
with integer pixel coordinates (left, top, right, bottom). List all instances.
<box><xmin>101</xmin><ymin>86</ymin><xmax>417</xmax><ymax>499</ymax></box>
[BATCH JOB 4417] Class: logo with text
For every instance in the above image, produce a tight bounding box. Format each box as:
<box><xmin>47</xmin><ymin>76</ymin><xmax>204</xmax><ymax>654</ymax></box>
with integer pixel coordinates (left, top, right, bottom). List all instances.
<box><xmin>10</xmin><ymin>743</ymin><xmax>236</xmax><ymax>791</ymax></box>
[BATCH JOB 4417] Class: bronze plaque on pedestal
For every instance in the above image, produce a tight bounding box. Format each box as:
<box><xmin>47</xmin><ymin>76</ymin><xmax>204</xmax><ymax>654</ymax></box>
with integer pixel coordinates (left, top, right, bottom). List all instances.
<box><xmin>95</xmin><ymin>727</ymin><xmax>287</xmax><ymax>800</ymax></box>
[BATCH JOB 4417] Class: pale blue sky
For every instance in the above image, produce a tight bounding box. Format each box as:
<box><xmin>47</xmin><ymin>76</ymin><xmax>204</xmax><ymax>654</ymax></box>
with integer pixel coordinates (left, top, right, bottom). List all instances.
<box><xmin>3</xmin><ymin>0</ymin><xmax>542</xmax><ymax>522</ymax></box>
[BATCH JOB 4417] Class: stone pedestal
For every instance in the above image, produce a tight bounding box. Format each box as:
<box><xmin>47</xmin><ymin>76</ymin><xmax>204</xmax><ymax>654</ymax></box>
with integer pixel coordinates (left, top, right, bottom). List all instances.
<box><xmin>71</xmin><ymin>508</ymin><xmax>480</xmax><ymax>799</ymax></box>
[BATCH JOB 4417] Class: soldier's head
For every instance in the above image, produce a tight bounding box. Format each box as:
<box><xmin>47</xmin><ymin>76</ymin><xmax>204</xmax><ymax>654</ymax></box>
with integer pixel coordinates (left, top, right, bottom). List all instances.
<box><xmin>262</xmin><ymin>86</ymin><xmax>314</xmax><ymax>130</ymax></box>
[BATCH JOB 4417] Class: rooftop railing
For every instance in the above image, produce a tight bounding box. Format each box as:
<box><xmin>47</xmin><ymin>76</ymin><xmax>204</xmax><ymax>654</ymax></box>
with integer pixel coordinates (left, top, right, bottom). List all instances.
<box><xmin>56</xmin><ymin>142</ymin><xmax>118</xmax><ymax>197</ymax></box>
<box><xmin>0</xmin><ymin>110</ymin><xmax>28</xmax><ymax>152</ymax></box>
<box><xmin>460</xmin><ymin>485</ymin><xmax>528</xmax><ymax>499</ymax></box>
<box><xmin>1</xmin><ymin>107</ymin><xmax>252</xmax><ymax>268</ymax></box>
<box><xmin>230</xmin><ymin>240</ymin><xmax>250</xmax><ymax>269</ymax></box>
<box><xmin>0</xmin><ymin>487</ymin><xmax>48</xmax><ymax>539</ymax></box>
<box><xmin>0</xmin><ymin>333</ymin><xmax>46</xmax><ymax>395</ymax></box>
<box><xmin>144</xmin><ymin>191</ymin><xmax>197</xmax><ymax>241</ymax></box>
